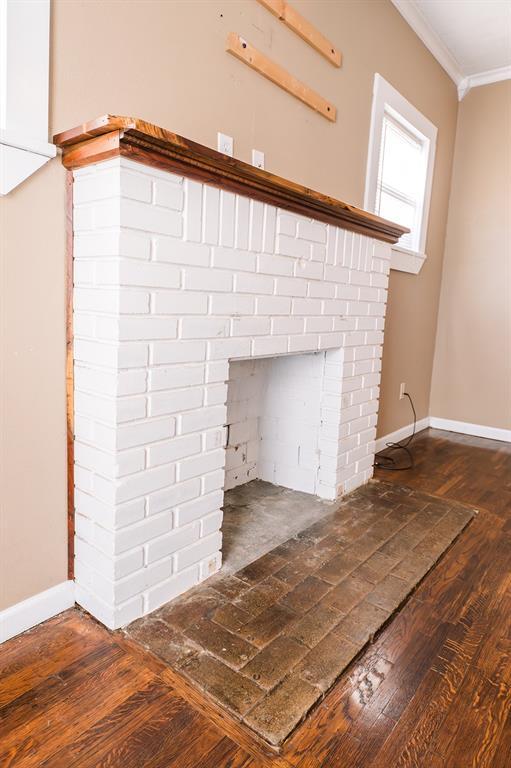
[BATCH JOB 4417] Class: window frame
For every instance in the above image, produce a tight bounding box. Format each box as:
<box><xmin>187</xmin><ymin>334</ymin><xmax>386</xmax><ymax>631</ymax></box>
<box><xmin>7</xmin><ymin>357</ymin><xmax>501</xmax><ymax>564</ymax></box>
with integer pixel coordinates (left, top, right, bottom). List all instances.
<box><xmin>364</xmin><ymin>74</ymin><xmax>437</xmax><ymax>274</ymax></box>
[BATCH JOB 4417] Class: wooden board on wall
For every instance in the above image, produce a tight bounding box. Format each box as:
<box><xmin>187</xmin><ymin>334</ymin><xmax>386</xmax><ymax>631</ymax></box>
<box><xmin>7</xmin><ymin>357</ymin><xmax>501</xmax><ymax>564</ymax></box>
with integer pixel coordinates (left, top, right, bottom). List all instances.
<box><xmin>226</xmin><ymin>32</ymin><xmax>337</xmax><ymax>122</ymax></box>
<box><xmin>257</xmin><ymin>0</ymin><xmax>342</xmax><ymax>67</ymax></box>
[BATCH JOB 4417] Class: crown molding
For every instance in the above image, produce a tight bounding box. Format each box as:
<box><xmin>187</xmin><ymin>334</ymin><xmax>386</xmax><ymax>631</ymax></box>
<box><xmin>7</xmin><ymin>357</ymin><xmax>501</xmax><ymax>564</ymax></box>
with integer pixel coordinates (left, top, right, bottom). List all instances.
<box><xmin>458</xmin><ymin>65</ymin><xmax>511</xmax><ymax>99</ymax></box>
<box><xmin>391</xmin><ymin>1</ymin><xmax>511</xmax><ymax>101</ymax></box>
<box><xmin>390</xmin><ymin>0</ymin><xmax>463</xmax><ymax>87</ymax></box>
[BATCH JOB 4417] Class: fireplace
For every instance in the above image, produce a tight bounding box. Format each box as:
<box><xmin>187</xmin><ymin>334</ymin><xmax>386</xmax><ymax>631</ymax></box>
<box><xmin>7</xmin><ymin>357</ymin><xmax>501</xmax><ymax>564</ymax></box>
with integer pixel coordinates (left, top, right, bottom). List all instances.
<box><xmin>54</xmin><ymin>117</ymin><xmax>406</xmax><ymax>629</ymax></box>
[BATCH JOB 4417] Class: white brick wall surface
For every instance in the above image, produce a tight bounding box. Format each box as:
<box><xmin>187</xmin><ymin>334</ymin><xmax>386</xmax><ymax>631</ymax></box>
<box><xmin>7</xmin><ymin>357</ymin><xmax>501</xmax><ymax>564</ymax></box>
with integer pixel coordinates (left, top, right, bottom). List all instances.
<box><xmin>225</xmin><ymin>353</ymin><xmax>327</xmax><ymax>495</ymax></box>
<box><xmin>71</xmin><ymin>156</ymin><xmax>391</xmax><ymax>628</ymax></box>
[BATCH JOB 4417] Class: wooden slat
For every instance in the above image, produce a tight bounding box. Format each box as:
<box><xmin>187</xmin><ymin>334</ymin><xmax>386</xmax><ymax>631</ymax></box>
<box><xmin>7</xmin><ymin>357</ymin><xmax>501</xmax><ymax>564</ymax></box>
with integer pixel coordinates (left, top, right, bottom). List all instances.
<box><xmin>226</xmin><ymin>32</ymin><xmax>336</xmax><ymax>122</ymax></box>
<box><xmin>65</xmin><ymin>172</ymin><xmax>74</xmax><ymax>579</ymax></box>
<box><xmin>257</xmin><ymin>0</ymin><xmax>341</xmax><ymax>67</ymax></box>
<box><xmin>54</xmin><ymin>115</ymin><xmax>134</xmax><ymax>147</ymax></box>
<box><xmin>61</xmin><ymin>130</ymin><xmax>121</xmax><ymax>169</ymax></box>
<box><xmin>54</xmin><ymin>115</ymin><xmax>408</xmax><ymax>244</ymax></box>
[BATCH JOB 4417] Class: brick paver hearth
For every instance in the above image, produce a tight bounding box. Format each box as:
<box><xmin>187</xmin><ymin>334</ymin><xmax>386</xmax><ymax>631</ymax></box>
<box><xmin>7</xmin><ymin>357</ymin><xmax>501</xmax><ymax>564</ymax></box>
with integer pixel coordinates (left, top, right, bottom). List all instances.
<box><xmin>124</xmin><ymin>480</ymin><xmax>475</xmax><ymax>746</ymax></box>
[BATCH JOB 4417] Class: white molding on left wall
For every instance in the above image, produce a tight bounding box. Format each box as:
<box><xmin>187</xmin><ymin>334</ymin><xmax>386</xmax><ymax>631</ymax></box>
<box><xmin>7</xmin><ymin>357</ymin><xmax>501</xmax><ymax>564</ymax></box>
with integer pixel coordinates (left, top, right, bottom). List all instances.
<box><xmin>0</xmin><ymin>581</ymin><xmax>75</xmax><ymax>644</ymax></box>
<box><xmin>0</xmin><ymin>0</ymin><xmax>56</xmax><ymax>195</ymax></box>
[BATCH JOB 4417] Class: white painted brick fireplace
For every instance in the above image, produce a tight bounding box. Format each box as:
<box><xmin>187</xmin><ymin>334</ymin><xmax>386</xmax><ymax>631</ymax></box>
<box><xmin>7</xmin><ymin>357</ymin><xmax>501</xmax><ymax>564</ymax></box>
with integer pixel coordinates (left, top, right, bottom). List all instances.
<box><xmin>70</xmin><ymin>154</ymin><xmax>391</xmax><ymax>629</ymax></box>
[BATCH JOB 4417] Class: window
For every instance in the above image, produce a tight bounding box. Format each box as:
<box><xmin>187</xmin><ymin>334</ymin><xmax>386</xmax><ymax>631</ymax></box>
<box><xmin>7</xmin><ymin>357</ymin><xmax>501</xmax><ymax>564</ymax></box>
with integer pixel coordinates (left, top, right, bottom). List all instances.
<box><xmin>365</xmin><ymin>74</ymin><xmax>437</xmax><ymax>274</ymax></box>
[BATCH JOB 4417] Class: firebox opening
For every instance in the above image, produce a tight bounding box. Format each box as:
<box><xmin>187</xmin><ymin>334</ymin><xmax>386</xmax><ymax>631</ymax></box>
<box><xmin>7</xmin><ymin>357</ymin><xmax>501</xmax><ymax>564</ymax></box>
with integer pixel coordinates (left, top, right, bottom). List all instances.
<box><xmin>225</xmin><ymin>352</ymin><xmax>327</xmax><ymax>495</ymax></box>
<box><xmin>220</xmin><ymin>351</ymin><xmax>339</xmax><ymax>572</ymax></box>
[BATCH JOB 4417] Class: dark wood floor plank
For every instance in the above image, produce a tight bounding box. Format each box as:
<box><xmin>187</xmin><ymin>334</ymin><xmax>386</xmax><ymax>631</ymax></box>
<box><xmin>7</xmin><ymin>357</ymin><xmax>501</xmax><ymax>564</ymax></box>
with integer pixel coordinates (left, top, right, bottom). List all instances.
<box><xmin>1</xmin><ymin>653</ymin><xmax>154</xmax><ymax>767</ymax></box>
<box><xmin>436</xmin><ymin>666</ymin><xmax>510</xmax><ymax>768</ymax></box>
<box><xmin>0</xmin><ymin>610</ymin><xmax>72</xmax><ymax>672</ymax></box>
<box><xmin>367</xmin><ymin>616</ymin><xmax>450</xmax><ymax>725</ymax></box>
<box><xmin>0</xmin><ymin>611</ymin><xmax>104</xmax><ymax>707</ymax></box>
<box><xmin>367</xmin><ymin>588</ymin><xmax>491</xmax><ymax>767</ymax></box>
<box><xmin>489</xmin><ymin>708</ymin><xmax>511</xmax><ymax>768</ymax></box>
<box><xmin>325</xmin><ymin>711</ymin><xmax>396</xmax><ymax>768</ymax></box>
<box><xmin>39</xmin><ymin>681</ymin><xmax>197</xmax><ymax>767</ymax></box>
<box><xmin>0</xmin><ymin>641</ymin><xmax>122</xmax><ymax>737</ymax></box>
<box><xmin>287</xmin><ymin>648</ymin><xmax>392</xmax><ymax>766</ymax></box>
<box><xmin>184</xmin><ymin>736</ymin><xmax>257</xmax><ymax>768</ymax></box>
<box><xmin>473</xmin><ymin>589</ymin><xmax>511</xmax><ymax>686</ymax></box>
<box><xmin>411</xmin><ymin>516</ymin><xmax>499</xmax><ymax>622</ymax></box>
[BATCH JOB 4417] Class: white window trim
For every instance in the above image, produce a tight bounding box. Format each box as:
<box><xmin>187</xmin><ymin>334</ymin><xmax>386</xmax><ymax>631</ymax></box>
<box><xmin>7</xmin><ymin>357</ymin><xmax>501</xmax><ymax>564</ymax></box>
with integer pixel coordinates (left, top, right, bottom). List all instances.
<box><xmin>364</xmin><ymin>74</ymin><xmax>437</xmax><ymax>274</ymax></box>
<box><xmin>0</xmin><ymin>0</ymin><xmax>56</xmax><ymax>195</ymax></box>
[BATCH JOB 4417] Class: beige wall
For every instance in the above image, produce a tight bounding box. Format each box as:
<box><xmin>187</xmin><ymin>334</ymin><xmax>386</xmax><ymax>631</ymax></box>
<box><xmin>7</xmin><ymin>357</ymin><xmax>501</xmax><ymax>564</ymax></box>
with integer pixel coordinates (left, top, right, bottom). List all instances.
<box><xmin>430</xmin><ymin>81</ymin><xmax>511</xmax><ymax>430</ymax></box>
<box><xmin>0</xmin><ymin>0</ymin><xmax>458</xmax><ymax>610</ymax></box>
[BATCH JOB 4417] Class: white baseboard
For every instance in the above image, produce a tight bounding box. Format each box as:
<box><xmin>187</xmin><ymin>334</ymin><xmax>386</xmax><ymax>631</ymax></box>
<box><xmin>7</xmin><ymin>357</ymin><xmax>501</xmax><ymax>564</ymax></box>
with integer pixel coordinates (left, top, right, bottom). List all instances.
<box><xmin>376</xmin><ymin>415</ymin><xmax>511</xmax><ymax>453</ymax></box>
<box><xmin>0</xmin><ymin>581</ymin><xmax>75</xmax><ymax>644</ymax></box>
<box><xmin>375</xmin><ymin>417</ymin><xmax>430</xmax><ymax>453</ymax></box>
<box><xmin>429</xmin><ymin>417</ymin><xmax>511</xmax><ymax>443</ymax></box>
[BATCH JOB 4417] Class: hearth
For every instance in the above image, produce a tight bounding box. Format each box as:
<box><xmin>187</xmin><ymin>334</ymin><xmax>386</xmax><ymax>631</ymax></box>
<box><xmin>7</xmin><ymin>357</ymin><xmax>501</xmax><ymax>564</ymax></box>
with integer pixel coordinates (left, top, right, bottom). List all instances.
<box><xmin>124</xmin><ymin>481</ymin><xmax>475</xmax><ymax>746</ymax></box>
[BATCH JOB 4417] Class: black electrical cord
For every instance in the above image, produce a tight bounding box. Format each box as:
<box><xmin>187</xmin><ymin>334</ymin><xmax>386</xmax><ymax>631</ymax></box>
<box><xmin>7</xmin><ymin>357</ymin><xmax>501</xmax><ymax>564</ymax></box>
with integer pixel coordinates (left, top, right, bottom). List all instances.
<box><xmin>374</xmin><ymin>391</ymin><xmax>416</xmax><ymax>471</ymax></box>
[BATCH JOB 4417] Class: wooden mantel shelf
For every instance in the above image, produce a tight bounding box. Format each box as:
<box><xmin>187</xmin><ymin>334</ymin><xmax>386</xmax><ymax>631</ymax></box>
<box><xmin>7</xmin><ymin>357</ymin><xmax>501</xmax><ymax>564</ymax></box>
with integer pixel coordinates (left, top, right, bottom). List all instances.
<box><xmin>54</xmin><ymin>115</ymin><xmax>408</xmax><ymax>244</ymax></box>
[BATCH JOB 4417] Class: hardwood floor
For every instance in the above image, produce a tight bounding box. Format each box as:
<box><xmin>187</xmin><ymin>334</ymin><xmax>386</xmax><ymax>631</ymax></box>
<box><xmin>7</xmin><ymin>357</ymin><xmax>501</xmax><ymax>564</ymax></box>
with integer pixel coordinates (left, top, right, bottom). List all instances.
<box><xmin>1</xmin><ymin>428</ymin><xmax>510</xmax><ymax>767</ymax></box>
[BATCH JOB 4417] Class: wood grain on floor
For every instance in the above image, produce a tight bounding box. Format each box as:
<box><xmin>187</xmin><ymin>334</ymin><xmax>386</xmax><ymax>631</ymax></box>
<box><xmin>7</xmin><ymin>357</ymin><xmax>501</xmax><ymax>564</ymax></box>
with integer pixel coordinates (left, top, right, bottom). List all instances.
<box><xmin>0</xmin><ymin>428</ymin><xmax>510</xmax><ymax>767</ymax></box>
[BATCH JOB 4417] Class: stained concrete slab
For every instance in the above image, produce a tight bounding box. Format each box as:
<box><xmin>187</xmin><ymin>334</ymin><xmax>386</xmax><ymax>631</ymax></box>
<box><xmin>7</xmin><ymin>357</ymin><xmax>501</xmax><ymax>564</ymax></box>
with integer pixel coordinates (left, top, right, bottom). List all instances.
<box><xmin>221</xmin><ymin>480</ymin><xmax>336</xmax><ymax>573</ymax></box>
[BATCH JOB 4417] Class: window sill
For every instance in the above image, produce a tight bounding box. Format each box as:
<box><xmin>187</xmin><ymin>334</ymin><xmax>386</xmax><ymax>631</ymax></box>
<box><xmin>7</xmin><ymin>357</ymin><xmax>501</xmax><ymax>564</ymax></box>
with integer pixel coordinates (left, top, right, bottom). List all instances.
<box><xmin>390</xmin><ymin>245</ymin><xmax>426</xmax><ymax>274</ymax></box>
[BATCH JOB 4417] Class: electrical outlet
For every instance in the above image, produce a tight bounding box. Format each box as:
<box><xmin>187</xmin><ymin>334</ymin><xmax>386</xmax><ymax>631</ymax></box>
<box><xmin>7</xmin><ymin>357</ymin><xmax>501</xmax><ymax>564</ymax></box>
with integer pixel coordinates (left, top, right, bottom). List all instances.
<box><xmin>217</xmin><ymin>132</ymin><xmax>233</xmax><ymax>156</ymax></box>
<box><xmin>252</xmin><ymin>149</ymin><xmax>265</xmax><ymax>169</ymax></box>
<box><xmin>399</xmin><ymin>383</ymin><xmax>406</xmax><ymax>400</ymax></box>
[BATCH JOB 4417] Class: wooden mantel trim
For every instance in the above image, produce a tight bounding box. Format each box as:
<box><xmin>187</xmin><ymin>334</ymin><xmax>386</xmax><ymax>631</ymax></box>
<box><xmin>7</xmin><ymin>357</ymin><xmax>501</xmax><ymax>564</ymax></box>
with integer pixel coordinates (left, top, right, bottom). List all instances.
<box><xmin>54</xmin><ymin>115</ymin><xmax>408</xmax><ymax>244</ymax></box>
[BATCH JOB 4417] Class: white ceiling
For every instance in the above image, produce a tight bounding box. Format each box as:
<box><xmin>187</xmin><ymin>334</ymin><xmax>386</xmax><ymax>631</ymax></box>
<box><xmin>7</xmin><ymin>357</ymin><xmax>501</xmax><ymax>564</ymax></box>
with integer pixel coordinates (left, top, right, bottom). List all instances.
<box><xmin>391</xmin><ymin>0</ymin><xmax>511</xmax><ymax>98</ymax></box>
